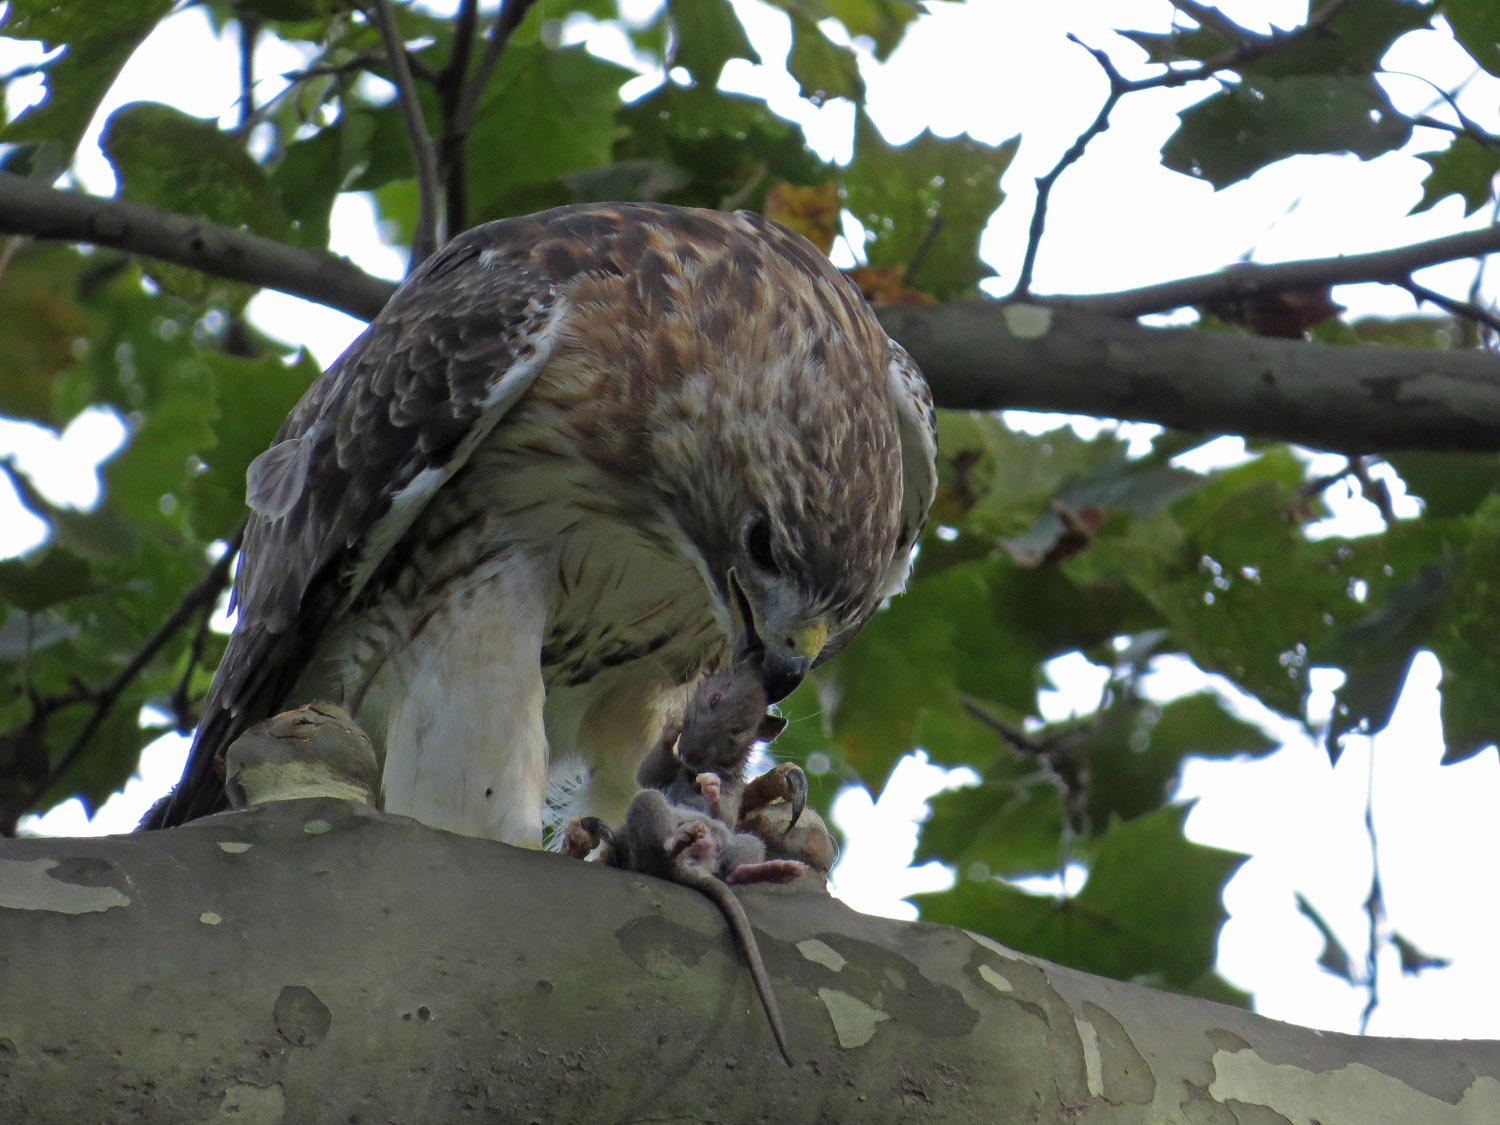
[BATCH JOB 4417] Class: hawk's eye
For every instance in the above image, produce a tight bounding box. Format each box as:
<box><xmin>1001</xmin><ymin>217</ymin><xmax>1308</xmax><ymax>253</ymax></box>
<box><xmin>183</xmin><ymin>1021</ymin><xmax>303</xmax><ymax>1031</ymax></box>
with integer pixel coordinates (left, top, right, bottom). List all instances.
<box><xmin>746</xmin><ymin>518</ymin><xmax>779</xmax><ymax>574</ymax></box>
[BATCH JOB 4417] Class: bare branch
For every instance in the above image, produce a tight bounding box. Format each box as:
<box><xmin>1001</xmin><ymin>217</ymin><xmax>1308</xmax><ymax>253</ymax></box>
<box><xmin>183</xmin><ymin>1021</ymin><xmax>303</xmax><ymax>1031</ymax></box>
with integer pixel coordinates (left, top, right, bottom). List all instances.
<box><xmin>877</xmin><ymin>300</ymin><xmax>1500</xmax><ymax>454</ymax></box>
<box><xmin>0</xmin><ymin>466</ymin><xmax>241</xmax><ymax>830</ymax></box>
<box><xmin>1012</xmin><ymin>0</ymin><xmax>1356</xmax><ymax>296</ymax></box>
<box><xmin>1403</xmin><ymin>277</ymin><xmax>1500</xmax><ymax>338</ymax></box>
<box><xmin>1012</xmin><ymin>36</ymin><xmax>1127</xmax><ymax>296</ymax></box>
<box><xmin>452</xmin><ymin>0</ymin><xmax>540</xmax><ymax>152</ymax></box>
<box><xmin>372</xmin><ymin>0</ymin><xmax>442</xmax><ymax>270</ymax></box>
<box><xmin>0</xmin><ymin>174</ymin><xmax>396</xmax><ymax>320</ymax></box>
<box><xmin>438</xmin><ymin>0</ymin><xmax>481</xmax><ymax>239</ymax></box>
<box><xmin>1051</xmin><ymin>224</ymin><xmax>1500</xmax><ymax>317</ymax></box>
<box><xmin>9</xmin><ymin>178</ymin><xmax>1500</xmax><ymax>454</ymax></box>
<box><xmin>236</xmin><ymin>15</ymin><xmax>261</xmax><ymax>134</ymax></box>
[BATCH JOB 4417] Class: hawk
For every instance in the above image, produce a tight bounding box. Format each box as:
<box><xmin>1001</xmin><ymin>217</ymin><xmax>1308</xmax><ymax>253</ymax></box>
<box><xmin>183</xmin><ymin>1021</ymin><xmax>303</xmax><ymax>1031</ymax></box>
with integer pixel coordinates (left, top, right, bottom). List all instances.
<box><xmin>150</xmin><ymin>202</ymin><xmax>937</xmax><ymax>845</ymax></box>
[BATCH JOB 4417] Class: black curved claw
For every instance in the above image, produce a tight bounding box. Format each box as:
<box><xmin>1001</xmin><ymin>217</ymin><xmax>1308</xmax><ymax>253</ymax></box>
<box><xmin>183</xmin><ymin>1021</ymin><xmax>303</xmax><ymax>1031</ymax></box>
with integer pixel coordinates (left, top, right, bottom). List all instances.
<box><xmin>784</xmin><ymin>765</ymin><xmax>807</xmax><ymax>831</ymax></box>
<box><xmin>578</xmin><ymin>816</ymin><xmax>615</xmax><ymax>850</ymax></box>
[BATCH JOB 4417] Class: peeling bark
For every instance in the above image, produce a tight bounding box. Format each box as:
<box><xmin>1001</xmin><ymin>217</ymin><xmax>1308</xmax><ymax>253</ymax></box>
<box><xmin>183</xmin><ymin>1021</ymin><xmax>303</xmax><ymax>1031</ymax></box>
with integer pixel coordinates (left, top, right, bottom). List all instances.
<box><xmin>880</xmin><ymin>301</ymin><xmax>1500</xmax><ymax>454</ymax></box>
<box><xmin>2</xmin><ymin>801</ymin><xmax>1496</xmax><ymax>1122</ymax></box>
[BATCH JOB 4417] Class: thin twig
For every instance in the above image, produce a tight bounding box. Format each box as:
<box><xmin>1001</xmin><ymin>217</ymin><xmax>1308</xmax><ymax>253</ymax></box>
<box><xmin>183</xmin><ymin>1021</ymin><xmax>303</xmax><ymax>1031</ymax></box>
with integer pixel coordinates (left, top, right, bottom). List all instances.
<box><xmin>7</xmin><ymin>521</ymin><xmax>243</xmax><ymax>823</ymax></box>
<box><xmin>372</xmin><ymin>0</ymin><xmax>442</xmax><ymax>270</ymax></box>
<box><xmin>279</xmin><ymin>50</ymin><xmax>387</xmax><ymax>86</ymax></box>
<box><xmin>451</xmin><ymin>0</ymin><xmax>540</xmax><ymax>156</ymax></box>
<box><xmin>902</xmin><ymin>214</ymin><xmax>943</xmax><ymax>287</ymax></box>
<box><xmin>1348</xmin><ymin>457</ymin><xmax>1397</xmax><ymax>525</ymax></box>
<box><xmin>1403</xmin><ymin>277</ymin><xmax>1500</xmax><ymax>338</ymax></box>
<box><xmin>168</xmin><ymin>537</ymin><xmax>238</xmax><ymax>735</ymax></box>
<box><xmin>438</xmin><ymin>0</ymin><xmax>481</xmax><ymax>241</ymax></box>
<box><xmin>1011</xmin><ymin>0</ymin><xmax>1356</xmax><ymax>297</ymax></box>
<box><xmin>1012</xmin><ymin>37</ymin><xmax>1127</xmax><ymax>296</ymax></box>
<box><xmin>963</xmin><ymin>698</ymin><xmax>1089</xmax><ymax>836</ymax></box>
<box><xmin>1052</xmin><ymin>223</ymin><xmax>1500</xmax><ymax>317</ymax></box>
<box><xmin>1168</xmin><ymin>0</ymin><xmax>1254</xmax><ymax>44</ymax></box>
<box><xmin>237</xmin><ymin>15</ymin><xmax>261</xmax><ymax>134</ymax></box>
<box><xmin>1358</xmin><ymin>750</ymin><xmax>1384</xmax><ymax>1034</ymax></box>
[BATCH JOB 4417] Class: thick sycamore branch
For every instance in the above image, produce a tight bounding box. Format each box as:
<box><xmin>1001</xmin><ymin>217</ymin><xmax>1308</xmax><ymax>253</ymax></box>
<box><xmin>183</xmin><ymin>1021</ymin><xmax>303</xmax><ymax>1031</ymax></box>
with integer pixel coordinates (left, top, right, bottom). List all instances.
<box><xmin>4</xmin><ymin>174</ymin><xmax>1500</xmax><ymax>453</ymax></box>
<box><xmin>3</xmin><ymin>800</ymin><xmax>1496</xmax><ymax>1121</ymax></box>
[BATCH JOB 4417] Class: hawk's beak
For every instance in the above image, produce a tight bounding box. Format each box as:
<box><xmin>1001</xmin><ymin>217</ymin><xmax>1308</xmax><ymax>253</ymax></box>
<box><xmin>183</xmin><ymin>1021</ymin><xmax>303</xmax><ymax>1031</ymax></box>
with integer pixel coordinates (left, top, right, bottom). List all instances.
<box><xmin>756</xmin><ymin>622</ymin><xmax>826</xmax><ymax>703</ymax></box>
<box><xmin>726</xmin><ymin>568</ymin><xmax>825</xmax><ymax>702</ymax></box>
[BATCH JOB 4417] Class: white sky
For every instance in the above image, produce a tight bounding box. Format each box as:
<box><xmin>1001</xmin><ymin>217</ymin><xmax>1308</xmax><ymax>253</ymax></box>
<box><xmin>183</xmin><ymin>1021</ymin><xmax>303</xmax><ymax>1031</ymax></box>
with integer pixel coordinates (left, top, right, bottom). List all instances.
<box><xmin>4</xmin><ymin>0</ymin><xmax>1499</xmax><ymax>1038</ymax></box>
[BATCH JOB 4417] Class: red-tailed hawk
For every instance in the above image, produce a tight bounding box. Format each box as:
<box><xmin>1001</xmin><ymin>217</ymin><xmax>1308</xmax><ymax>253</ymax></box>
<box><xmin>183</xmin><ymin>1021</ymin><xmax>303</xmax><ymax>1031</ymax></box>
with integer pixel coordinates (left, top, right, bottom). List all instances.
<box><xmin>149</xmin><ymin>202</ymin><xmax>937</xmax><ymax>845</ymax></box>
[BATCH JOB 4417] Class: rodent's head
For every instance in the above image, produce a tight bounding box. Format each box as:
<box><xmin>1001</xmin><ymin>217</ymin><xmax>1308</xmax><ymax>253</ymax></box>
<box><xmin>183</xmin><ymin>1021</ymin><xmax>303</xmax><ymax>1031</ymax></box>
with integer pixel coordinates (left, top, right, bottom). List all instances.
<box><xmin>678</xmin><ymin>666</ymin><xmax>786</xmax><ymax>773</ymax></box>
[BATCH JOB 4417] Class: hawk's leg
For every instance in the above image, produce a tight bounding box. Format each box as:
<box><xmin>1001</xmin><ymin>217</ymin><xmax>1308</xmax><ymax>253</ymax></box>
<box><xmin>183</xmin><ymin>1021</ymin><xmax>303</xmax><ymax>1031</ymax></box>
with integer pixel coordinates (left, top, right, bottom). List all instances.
<box><xmin>740</xmin><ymin>762</ymin><xmax>807</xmax><ymax>830</ymax></box>
<box><xmin>562</xmin><ymin>815</ymin><xmax>614</xmax><ymax>860</ymax></box>
<box><xmin>381</xmin><ymin>556</ymin><xmax>550</xmax><ymax>845</ymax></box>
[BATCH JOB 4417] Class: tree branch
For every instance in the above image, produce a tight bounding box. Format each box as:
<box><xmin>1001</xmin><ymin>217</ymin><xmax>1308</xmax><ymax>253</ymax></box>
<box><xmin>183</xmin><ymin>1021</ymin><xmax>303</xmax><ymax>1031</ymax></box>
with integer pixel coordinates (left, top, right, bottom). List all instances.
<box><xmin>878</xmin><ymin>300</ymin><xmax>1500</xmax><ymax>454</ymax></box>
<box><xmin>0</xmin><ymin>175</ymin><xmax>396</xmax><ymax>319</ymax></box>
<box><xmin>1402</xmin><ymin>277</ymin><xmax>1500</xmax><ymax>338</ymax></box>
<box><xmin>5</xmin><ymin>800</ymin><xmax>1496</xmax><ymax>1120</ymax></box>
<box><xmin>371</xmin><ymin>0</ymin><xmax>442</xmax><ymax>270</ymax></box>
<box><xmin>235</xmin><ymin>15</ymin><xmax>260</xmax><ymax>135</ymax></box>
<box><xmin>1050</xmin><ymin>224</ymin><xmax>1500</xmax><ymax>317</ymax></box>
<box><xmin>1012</xmin><ymin>37</ymin><xmax>1126</xmax><ymax>297</ymax></box>
<box><xmin>1013</xmin><ymin>0</ymin><xmax>1356</xmax><ymax>296</ymax></box>
<box><xmin>448</xmin><ymin>0</ymin><xmax>540</xmax><ymax>172</ymax></box>
<box><xmin>436</xmin><ymin>0</ymin><xmax>480</xmax><ymax>240</ymax></box>
<box><xmin>9</xmin><ymin>180</ymin><xmax>1500</xmax><ymax>454</ymax></box>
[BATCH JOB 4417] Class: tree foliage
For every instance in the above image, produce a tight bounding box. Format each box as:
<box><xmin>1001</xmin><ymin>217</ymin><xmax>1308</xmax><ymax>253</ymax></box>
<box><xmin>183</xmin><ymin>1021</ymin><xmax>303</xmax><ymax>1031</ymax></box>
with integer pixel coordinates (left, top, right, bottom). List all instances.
<box><xmin>2</xmin><ymin>0</ymin><xmax>1497</xmax><ymax>1017</ymax></box>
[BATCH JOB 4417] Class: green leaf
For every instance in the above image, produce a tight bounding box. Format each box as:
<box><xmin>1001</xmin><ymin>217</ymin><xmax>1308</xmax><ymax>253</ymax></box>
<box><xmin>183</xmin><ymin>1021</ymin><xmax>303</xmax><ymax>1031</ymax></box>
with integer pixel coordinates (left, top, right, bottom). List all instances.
<box><xmin>0</xmin><ymin>548</ymin><xmax>96</xmax><ymax>611</ymax></box>
<box><xmin>1390</xmin><ymin>931</ymin><xmax>1451</xmax><ymax>975</ymax></box>
<box><xmin>1128</xmin><ymin>0</ymin><xmax>1429</xmax><ymax>77</ymax></box>
<box><xmin>1386</xmin><ymin>452</ymin><xmax>1500</xmax><ymax>518</ymax></box>
<box><xmin>0</xmin><ymin>608</ymin><xmax>80</xmax><ymax>662</ymax></box>
<box><xmin>785</xmin><ymin>13</ymin><xmax>865</xmax><ymax>105</ymax></box>
<box><xmin>1</xmin><ymin>0</ymin><xmax>173</xmax><ymax>166</ymax></box>
<box><xmin>1445</xmin><ymin>0</ymin><xmax>1500</xmax><ymax>76</ymax></box>
<box><xmin>33</xmin><ymin>688</ymin><xmax>155</xmax><ymax>816</ymax></box>
<box><xmin>185</xmin><ymin>350</ymin><xmax>321</xmax><ymax>539</ymax></box>
<box><xmin>1410</xmin><ymin>135</ymin><xmax>1500</xmax><ymax>217</ymax></box>
<box><xmin>1318</xmin><ymin>557</ymin><xmax>1452</xmax><ymax>758</ymax></box>
<box><xmin>1428</xmin><ymin>500</ymin><xmax>1500</xmax><ymax>762</ymax></box>
<box><xmin>916</xmin><ymin>805</ymin><xmax>1245</xmax><ymax>996</ymax></box>
<box><xmin>667</xmin><ymin>0</ymin><xmax>759</xmax><ymax>84</ymax></box>
<box><xmin>828</xmin><ymin>0</ymin><xmax>920</xmax><ymax>60</ymax></box>
<box><xmin>271</xmin><ymin>119</ymin><xmax>369</xmax><ymax>248</ymax></box>
<box><xmin>0</xmin><ymin>245</ymin><xmax>92</xmax><ymax>425</ymax></box>
<box><xmin>617</xmin><ymin>84</ymin><xmax>829</xmax><ymax>211</ymax></box>
<box><xmin>101</xmin><ymin>103</ymin><xmax>292</xmax><ymax>305</ymax></box>
<box><xmin>1295</xmin><ymin>893</ymin><xmax>1356</xmax><ymax>983</ymax></box>
<box><xmin>464</xmin><ymin>43</ymin><xmax>631</xmax><ymax>222</ymax></box>
<box><xmin>1120</xmin><ymin>26</ymin><xmax>1234</xmax><ymax>66</ymax></box>
<box><xmin>844</xmin><ymin>114</ymin><xmax>1017</xmax><ymax>300</ymax></box>
<box><xmin>2</xmin><ymin>459</ymin><xmax>139</xmax><ymax>563</ymax></box>
<box><xmin>1084</xmin><ymin>693</ymin><xmax>1278</xmax><ymax>828</ymax></box>
<box><xmin>102</xmin><ymin>103</ymin><xmax>292</xmax><ymax>238</ymax></box>
<box><xmin>1163</xmin><ymin>75</ymin><xmax>1412</xmax><ymax>189</ymax></box>
<box><xmin>1347</xmin><ymin>314</ymin><xmax>1461</xmax><ymax>349</ymax></box>
<box><xmin>916</xmin><ymin>771</ymin><xmax>1066</xmax><ymax>879</ymax></box>
<box><xmin>1147</xmin><ymin>692</ymin><xmax>1279</xmax><ymax>759</ymax></box>
<box><xmin>97</xmin><ymin>365</ymin><xmax>218</xmax><ymax>538</ymax></box>
<box><xmin>1244</xmin><ymin>0</ymin><xmax>1432</xmax><ymax>77</ymax></box>
<box><xmin>1113</xmin><ymin>449</ymin><xmax>1369</xmax><ymax>718</ymax></box>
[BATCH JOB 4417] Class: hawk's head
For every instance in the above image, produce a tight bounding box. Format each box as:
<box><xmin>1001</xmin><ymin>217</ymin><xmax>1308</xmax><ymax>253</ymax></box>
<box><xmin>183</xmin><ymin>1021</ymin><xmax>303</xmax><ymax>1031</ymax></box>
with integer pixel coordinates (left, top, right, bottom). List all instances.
<box><xmin>623</xmin><ymin>213</ymin><xmax>916</xmax><ymax>701</ymax></box>
<box><xmin>547</xmin><ymin>205</ymin><xmax>934</xmax><ymax>703</ymax></box>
